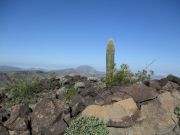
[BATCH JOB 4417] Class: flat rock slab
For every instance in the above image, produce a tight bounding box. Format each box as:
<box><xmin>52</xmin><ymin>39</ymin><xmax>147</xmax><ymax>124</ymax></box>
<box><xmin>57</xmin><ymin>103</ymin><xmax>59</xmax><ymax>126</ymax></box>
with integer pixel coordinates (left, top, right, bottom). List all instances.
<box><xmin>81</xmin><ymin>98</ymin><xmax>139</xmax><ymax>127</ymax></box>
<box><xmin>120</xmin><ymin>84</ymin><xmax>158</xmax><ymax>103</ymax></box>
<box><xmin>109</xmin><ymin>91</ymin><xmax>180</xmax><ymax>135</ymax></box>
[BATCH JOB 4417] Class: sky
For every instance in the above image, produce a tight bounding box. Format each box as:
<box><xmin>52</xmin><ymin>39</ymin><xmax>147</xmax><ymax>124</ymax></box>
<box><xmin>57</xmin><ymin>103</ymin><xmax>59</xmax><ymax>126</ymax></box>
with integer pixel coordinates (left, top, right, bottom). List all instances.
<box><xmin>0</xmin><ymin>0</ymin><xmax>180</xmax><ymax>76</ymax></box>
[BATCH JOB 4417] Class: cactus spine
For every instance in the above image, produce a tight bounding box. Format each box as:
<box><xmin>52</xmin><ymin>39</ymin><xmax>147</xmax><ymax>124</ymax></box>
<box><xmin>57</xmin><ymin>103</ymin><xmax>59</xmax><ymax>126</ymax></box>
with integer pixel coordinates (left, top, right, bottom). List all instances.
<box><xmin>106</xmin><ymin>39</ymin><xmax>115</xmax><ymax>85</ymax></box>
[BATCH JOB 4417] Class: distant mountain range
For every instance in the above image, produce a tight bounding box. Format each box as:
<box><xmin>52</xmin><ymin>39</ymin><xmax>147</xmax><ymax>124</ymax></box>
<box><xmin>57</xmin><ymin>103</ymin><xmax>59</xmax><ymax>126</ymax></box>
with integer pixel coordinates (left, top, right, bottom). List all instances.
<box><xmin>0</xmin><ymin>65</ymin><xmax>105</xmax><ymax>77</ymax></box>
<box><xmin>54</xmin><ymin>65</ymin><xmax>104</xmax><ymax>76</ymax></box>
<box><xmin>0</xmin><ymin>65</ymin><xmax>22</xmax><ymax>72</ymax></box>
<box><xmin>0</xmin><ymin>65</ymin><xmax>166</xmax><ymax>79</ymax></box>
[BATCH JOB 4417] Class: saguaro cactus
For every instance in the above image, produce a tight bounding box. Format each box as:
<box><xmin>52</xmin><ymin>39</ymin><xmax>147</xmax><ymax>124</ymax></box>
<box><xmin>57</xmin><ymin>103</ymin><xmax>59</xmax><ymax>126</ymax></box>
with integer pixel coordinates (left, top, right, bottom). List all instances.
<box><xmin>106</xmin><ymin>39</ymin><xmax>115</xmax><ymax>85</ymax></box>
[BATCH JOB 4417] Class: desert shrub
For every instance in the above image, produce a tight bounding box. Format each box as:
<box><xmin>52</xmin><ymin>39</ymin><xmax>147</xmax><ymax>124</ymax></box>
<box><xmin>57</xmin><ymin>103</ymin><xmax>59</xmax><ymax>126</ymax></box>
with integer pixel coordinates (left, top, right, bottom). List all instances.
<box><xmin>88</xmin><ymin>76</ymin><xmax>98</xmax><ymax>82</ymax></box>
<box><xmin>4</xmin><ymin>75</ymin><xmax>40</xmax><ymax>103</ymax></box>
<box><xmin>74</xmin><ymin>82</ymin><xmax>85</xmax><ymax>90</ymax></box>
<box><xmin>64</xmin><ymin>116</ymin><xmax>109</xmax><ymax>135</ymax></box>
<box><xmin>134</xmin><ymin>69</ymin><xmax>154</xmax><ymax>82</ymax></box>
<box><xmin>64</xmin><ymin>86</ymin><xmax>78</xmax><ymax>100</ymax></box>
<box><xmin>174</xmin><ymin>107</ymin><xmax>180</xmax><ymax>118</ymax></box>
<box><xmin>113</xmin><ymin>64</ymin><xmax>134</xmax><ymax>85</ymax></box>
<box><xmin>111</xmin><ymin>64</ymin><xmax>154</xmax><ymax>86</ymax></box>
<box><xmin>64</xmin><ymin>82</ymin><xmax>85</xmax><ymax>100</ymax></box>
<box><xmin>59</xmin><ymin>77</ymin><xmax>69</xmax><ymax>86</ymax></box>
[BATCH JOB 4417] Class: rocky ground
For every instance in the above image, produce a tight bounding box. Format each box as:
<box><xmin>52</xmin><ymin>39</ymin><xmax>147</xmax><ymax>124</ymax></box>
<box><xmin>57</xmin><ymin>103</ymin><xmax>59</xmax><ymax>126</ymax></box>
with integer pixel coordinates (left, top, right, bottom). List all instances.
<box><xmin>0</xmin><ymin>75</ymin><xmax>180</xmax><ymax>135</ymax></box>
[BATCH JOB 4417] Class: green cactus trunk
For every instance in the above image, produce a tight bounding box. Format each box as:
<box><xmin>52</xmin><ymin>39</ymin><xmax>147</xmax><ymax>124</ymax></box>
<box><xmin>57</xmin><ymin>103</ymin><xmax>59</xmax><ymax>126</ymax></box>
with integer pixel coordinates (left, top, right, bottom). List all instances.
<box><xmin>106</xmin><ymin>39</ymin><xmax>115</xmax><ymax>85</ymax></box>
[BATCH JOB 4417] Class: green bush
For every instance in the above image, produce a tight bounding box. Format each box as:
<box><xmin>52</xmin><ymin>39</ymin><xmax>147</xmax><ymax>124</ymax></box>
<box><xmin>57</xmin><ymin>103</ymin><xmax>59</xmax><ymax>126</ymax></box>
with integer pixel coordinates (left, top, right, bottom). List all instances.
<box><xmin>88</xmin><ymin>76</ymin><xmax>98</xmax><ymax>82</ymax></box>
<box><xmin>64</xmin><ymin>116</ymin><xmax>109</xmax><ymax>135</ymax></box>
<box><xmin>64</xmin><ymin>86</ymin><xmax>78</xmax><ymax>100</ymax></box>
<box><xmin>4</xmin><ymin>75</ymin><xmax>40</xmax><ymax>103</ymax></box>
<box><xmin>174</xmin><ymin>107</ymin><xmax>180</xmax><ymax>118</ymax></box>
<box><xmin>74</xmin><ymin>82</ymin><xmax>85</xmax><ymax>90</ymax></box>
<box><xmin>112</xmin><ymin>64</ymin><xmax>154</xmax><ymax>86</ymax></box>
<box><xmin>113</xmin><ymin>64</ymin><xmax>134</xmax><ymax>85</ymax></box>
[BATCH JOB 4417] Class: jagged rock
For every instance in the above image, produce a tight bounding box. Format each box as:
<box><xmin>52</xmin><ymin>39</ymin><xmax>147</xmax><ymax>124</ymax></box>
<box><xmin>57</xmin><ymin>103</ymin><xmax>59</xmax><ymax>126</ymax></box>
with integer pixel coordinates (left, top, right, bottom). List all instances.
<box><xmin>141</xmin><ymin>92</ymin><xmax>180</xmax><ymax>135</ymax></box>
<box><xmin>44</xmin><ymin>120</ymin><xmax>67</xmax><ymax>135</ymax></box>
<box><xmin>159</xmin><ymin>75</ymin><xmax>180</xmax><ymax>87</ymax></box>
<box><xmin>0</xmin><ymin>107</ymin><xmax>9</xmax><ymax>124</ymax></box>
<box><xmin>8</xmin><ymin>130</ymin><xmax>30</xmax><ymax>135</ymax></box>
<box><xmin>109</xmin><ymin>121</ymin><xmax>156</xmax><ymax>135</ymax></box>
<box><xmin>69</xmin><ymin>94</ymin><xmax>86</xmax><ymax>117</ymax></box>
<box><xmin>161</xmin><ymin>81</ymin><xmax>180</xmax><ymax>92</ymax></box>
<box><xmin>4</xmin><ymin>104</ymin><xmax>30</xmax><ymax>131</ymax></box>
<box><xmin>111</xmin><ymin>92</ymin><xmax>131</xmax><ymax>102</ymax></box>
<box><xmin>31</xmin><ymin>98</ymin><xmax>68</xmax><ymax>135</ymax></box>
<box><xmin>0</xmin><ymin>126</ymin><xmax>9</xmax><ymax>135</ymax></box>
<box><xmin>81</xmin><ymin>98</ymin><xmax>139</xmax><ymax>127</ymax></box>
<box><xmin>166</xmin><ymin>75</ymin><xmax>180</xmax><ymax>85</ymax></box>
<box><xmin>146</xmin><ymin>80</ymin><xmax>161</xmax><ymax>90</ymax></box>
<box><xmin>55</xmin><ymin>86</ymin><xmax>67</xmax><ymax>99</ymax></box>
<box><xmin>121</xmin><ymin>84</ymin><xmax>158</xmax><ymax>103</ymax></box>
<box><xmin>0</xmin><ymin>92</ymin><xmax>7</xmax><ymax>103</ymax></box>
<box><xmin>109</xmin><ymin>92</ymin><xmax>180</xmax><ymax>135</ymax></box>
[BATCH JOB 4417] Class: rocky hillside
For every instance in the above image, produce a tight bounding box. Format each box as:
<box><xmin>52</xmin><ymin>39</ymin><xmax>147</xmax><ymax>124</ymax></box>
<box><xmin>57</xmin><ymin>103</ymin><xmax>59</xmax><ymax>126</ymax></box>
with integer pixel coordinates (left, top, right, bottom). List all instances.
<box><xmin>54</xmin><ymin>65</ymin><xmax>104</xmax><ymax>77</ymax></box>
<box><xmin>0</xmin><ymin>75</ymin><xmax>180</xmax><ymax>135</ymax></box>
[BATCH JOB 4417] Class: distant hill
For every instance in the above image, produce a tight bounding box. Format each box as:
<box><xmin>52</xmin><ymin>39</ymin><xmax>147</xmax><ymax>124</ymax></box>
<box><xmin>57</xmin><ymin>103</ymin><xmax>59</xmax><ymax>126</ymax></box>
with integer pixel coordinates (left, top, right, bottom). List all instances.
<box><xmin>0</xmin><ymin>65</ymin><xmax>22</xmax><ymax>72</ymax></box>
<box><xmin>54</xmin><ymin>65</ymin><xmax>105</xmax><ymax>77</ymax></box>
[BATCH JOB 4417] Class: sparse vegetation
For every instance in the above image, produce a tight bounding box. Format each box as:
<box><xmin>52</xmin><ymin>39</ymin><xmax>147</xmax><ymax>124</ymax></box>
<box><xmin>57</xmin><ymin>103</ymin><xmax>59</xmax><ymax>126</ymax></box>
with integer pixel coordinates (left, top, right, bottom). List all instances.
<box><xmin>64</xmin><ymin>86</ymin><xmax>78</xmax><ymax>100</ymax></box>
<box><xmin>88</xmin><ymin>76</ymin><xmax>98</xmax><ymax>82</ymax></box>
<box><xmin>74</xmin><ymin>82</ymin><xmax>85</xmax><ymax>90</ymax></box>
<box><xmin>110</xmin><ymin>63</ymin><xmax>154</xmax><ymax>86</ymax></box>
<box><xmin>64</xmin><ymin>116</ymin><xmax>109</xmax><ymax>135</ymax></box>
<box><xmin>4</xmin><ymin>75</ymin><xmax>40</xmax><ymax>103</ymax></box>
<box><xmin>113</xmin><ymin>64</ymin><xmax>134</xmax><ymax>85</ymax></box>
<box><xmin>174</xmin><ymin>107</ymin><xmax>180</xmax><ymax>118</ymax></box>
<box><xmin>135</xmin><ymin>69</ymin><xmax>154</xmax><ymax>82</ymax></box>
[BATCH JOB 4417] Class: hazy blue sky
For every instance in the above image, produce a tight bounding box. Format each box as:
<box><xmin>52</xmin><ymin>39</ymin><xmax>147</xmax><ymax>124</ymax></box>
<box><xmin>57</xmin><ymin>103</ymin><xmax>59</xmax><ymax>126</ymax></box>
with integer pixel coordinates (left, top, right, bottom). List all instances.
<box><xmin>0</xmin><ymin>0</ymin><xmax>180</xmax><ymax>76</ymax></box>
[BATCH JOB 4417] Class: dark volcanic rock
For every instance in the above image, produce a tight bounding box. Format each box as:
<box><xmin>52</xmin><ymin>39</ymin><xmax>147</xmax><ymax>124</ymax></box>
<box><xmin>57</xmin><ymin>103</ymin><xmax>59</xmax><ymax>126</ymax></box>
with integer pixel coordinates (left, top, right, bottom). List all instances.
<box><xmin>144</xmin><ymin>80</ymin><xmax>161</xmax><ymax>91</ymax></box>
<box><xmin>0</xmin><ymin>92</ymin><xmax>7</xmax><ymax>103</ymax></box>
<box><xmin>159</xmin><ymin>75</ymin><xmax>180</xmax><ymax>87</ymax></box>
<box><xmin>160</xmin><ymin>81</ymin><xmax>180</xmax><ymax>93</ymax></box>
<box><xmin>120</xmin><ymin>84</ymin><xmax>158</xmax><ymax>103</ymax></box>
<box><xmin>167</xmin><ymin>75</ymin><xmax>180</xmax><ymax>85</ymax></box>
<box><xmin>31</xmin><ymin>98</ymin><xmax>68</xmax><ymax>135</ymax></box>
<box><xmin>0</xmin><ymin>107</ymin><xmax>9</xmax><ymax>124</ymax></box>
<box><xmin>4</xmin><ymin>104</ymin><xmax>30</xmax><ymax>131</ymax></box>
<box><xmin>69</xmin><ymin>94</ymin><xmax>86</xmax><ymax>117</ymax></box>
<box><xmin>0</xmin><ymin>126</ymin><xmax>9</xmax><ymax>135</ymax></box>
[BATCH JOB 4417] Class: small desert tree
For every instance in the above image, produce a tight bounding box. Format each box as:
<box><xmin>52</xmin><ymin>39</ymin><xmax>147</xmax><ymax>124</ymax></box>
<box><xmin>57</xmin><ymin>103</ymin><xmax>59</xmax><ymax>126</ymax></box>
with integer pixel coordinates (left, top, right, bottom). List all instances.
<box><xmin>106</xmin><ymin>39</ymin><xmax>115</xmax><ymax>86</ymax></box>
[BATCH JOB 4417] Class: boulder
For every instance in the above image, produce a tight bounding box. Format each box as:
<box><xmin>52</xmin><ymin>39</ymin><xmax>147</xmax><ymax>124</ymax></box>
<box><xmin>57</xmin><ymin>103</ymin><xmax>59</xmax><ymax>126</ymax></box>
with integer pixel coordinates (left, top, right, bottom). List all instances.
<box><xmin>55</xmin><ymin>86</ymin><xmax>67</xmax><ymax>99</ymax></box>
<box><xmin>0</xmin><ymin>126</ymin><xmax>9</xmax><ymax>135</ymax></box>
<box><xmin>31</xmin><ymin>98</ymin><xmax>68</xmax><ymax>135</ymax></box>
<box><xmin>159</xmin><ymin>75</ymin><xmax>180</xmax><ymax>87</ymax></box>
<box><xmin>121</xmin><ymin>84</ymin><xmax>158</xmax><ymax>103</ymax></box>
<box><xmin>69</xmin><ymin>94</ymin><xmax>86</xmax><ymax>117</ymax></box>
<box><xmin>140</xmin><ymin>92</ymin><xmax>180</xmax><ymax>135</ymax></box>
<box><xmin>0</xmin><ymin>107</ymin><xmax>9</xmax><ymax>124</ymax></box>
<box><xmin>0</xmin><ymin>92</ymin><xmax>7</xmax><ymax>103</ymax></box>
<box><xmin>4</xmin><ymin>104</ymin><xmax>30</xmax><ymax>131</ymax></box>
<box><xmin>147</xmin><ymin>80</ymin><xmax>161</xmax><ymax>90</ymax></box>
<box><xmin>109</xmin><ymin>121</ymin><xmax>156</xmax><ymax>135</ymax></box>
<box><xmin>81</xmin><ymin>98</ymin><xmax>139</xmax><ymax>127</ymax></box>
<box><xmin>161</xmin><ymin>81</ymin><xmax>180</xmax><ymax>92</ymax></box>
<box><xmin>8</xmin><ymin>130</ymin><xmax>30</xmax><ymax>135</ymax></box>
<box><xmin>108</xmin><ymin>92</ymin><xmax>180</xmax><ymax>135</ymax></box>
<box><xmin>166</xmin><ymin>75</ymin><xmax>180</xmax><ymax>85</ymax></box>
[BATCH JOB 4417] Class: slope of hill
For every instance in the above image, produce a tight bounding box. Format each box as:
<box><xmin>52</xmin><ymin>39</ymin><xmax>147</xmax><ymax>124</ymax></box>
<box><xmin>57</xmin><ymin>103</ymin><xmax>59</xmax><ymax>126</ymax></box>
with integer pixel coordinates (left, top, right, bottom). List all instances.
<box><xmin>0</xmin><ymin>65</ymin><xmax>22</xmax><ymax>72</ymax></box>
<box><xmin>54</xmin><ymin>65</ymin><xmax>105</xmax><ymax>77</ymax></box>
